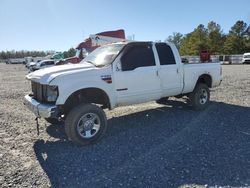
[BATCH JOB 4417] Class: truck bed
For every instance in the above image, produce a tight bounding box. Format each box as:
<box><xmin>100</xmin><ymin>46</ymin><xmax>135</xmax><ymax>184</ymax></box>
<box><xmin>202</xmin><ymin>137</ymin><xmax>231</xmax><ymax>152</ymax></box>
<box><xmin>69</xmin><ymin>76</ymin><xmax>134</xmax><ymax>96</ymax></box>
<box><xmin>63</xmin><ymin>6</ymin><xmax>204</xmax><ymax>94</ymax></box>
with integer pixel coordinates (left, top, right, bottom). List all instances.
<box><xmin>182</xmin><ymin>62</ymin><xmax>221</xmax><ymax>94</ymax></box>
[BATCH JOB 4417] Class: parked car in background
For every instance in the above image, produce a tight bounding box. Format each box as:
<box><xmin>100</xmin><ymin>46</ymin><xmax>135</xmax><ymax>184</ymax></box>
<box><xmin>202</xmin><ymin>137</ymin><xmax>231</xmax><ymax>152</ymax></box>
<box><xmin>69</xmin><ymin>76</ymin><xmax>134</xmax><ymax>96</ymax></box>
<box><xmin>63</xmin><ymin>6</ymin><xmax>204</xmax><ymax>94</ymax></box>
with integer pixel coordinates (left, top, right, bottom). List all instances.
<box><xmin>6</xmin><ymin>58</ymin><xmax>25</xmax><ymax>64</ymax></box>
<box><xmin>25</xmin><ymin>57</ymin><xmax>47</xmax><ymax>67</ymax></box>
<box><xmin>242</xmin><ymin>53</ymin><xmax>250</xmax><ymax>64</ymax></box>
<box><xmin>29</xmin><ymin>59</ymin><xmax>55</xmax><ymax>72</ymax></box>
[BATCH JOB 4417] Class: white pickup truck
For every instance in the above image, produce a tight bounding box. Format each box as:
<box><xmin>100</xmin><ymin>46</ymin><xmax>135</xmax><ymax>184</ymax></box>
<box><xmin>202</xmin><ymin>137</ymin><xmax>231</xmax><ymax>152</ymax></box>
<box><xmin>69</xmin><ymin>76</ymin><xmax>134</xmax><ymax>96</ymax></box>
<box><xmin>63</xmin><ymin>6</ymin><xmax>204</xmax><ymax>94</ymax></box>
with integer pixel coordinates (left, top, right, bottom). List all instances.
<box><xmin>24</xmin><ymin>41</ymin><xmax>222</xmax><ymax>145</ymax></box>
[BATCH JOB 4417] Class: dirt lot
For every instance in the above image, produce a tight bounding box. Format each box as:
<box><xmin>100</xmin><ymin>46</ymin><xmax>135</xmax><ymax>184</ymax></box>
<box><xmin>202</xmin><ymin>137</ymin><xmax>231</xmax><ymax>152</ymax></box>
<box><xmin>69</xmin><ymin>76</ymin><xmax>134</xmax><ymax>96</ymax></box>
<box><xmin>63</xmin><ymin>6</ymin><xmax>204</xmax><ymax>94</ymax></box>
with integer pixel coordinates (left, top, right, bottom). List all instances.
<box><xmin>0</xmin><ymin>63</ymin><xmax>249</xmax><ymax>188</ymax></box>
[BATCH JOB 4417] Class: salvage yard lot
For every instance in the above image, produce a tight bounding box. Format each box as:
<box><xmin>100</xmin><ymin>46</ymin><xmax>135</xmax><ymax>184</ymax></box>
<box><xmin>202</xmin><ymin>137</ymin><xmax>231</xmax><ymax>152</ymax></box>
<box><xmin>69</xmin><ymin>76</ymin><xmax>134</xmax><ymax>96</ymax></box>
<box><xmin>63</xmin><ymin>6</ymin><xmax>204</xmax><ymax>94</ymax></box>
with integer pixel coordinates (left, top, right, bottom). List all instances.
<box><xmin>0</xmin><ymin>63</ymin><xmax>250</xmax><ymax>188</ymax></box>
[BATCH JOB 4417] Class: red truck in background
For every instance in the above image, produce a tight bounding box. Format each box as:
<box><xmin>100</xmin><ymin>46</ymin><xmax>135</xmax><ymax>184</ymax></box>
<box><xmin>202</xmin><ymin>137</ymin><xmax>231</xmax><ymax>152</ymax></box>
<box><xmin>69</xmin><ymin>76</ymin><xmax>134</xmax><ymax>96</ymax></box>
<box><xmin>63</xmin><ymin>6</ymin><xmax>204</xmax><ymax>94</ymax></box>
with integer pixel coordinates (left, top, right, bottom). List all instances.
<box><xmin>56</xmin><ymin>29</ymin><xmax>125</xmax><ymax>65</ymax></box>
<box><xmin>199</xmin><ymin>50</ymin><xmax>211</xmax><ymax>63</ymax></box>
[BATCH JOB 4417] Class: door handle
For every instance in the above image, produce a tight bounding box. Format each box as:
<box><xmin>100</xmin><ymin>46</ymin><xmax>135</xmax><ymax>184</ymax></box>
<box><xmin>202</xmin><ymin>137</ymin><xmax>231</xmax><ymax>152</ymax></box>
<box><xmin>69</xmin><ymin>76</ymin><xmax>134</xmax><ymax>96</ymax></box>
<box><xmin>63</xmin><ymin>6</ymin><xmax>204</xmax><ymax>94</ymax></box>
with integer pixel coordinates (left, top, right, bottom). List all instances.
<box><xmin>177</xmin><ymin>68</ymin><xmax>179</xmax><ymax>74</ymax></box>
<box><xmin>156</xmin><ymin>70</ymin><xmax>159</xmax><ymax>76</ymax></box>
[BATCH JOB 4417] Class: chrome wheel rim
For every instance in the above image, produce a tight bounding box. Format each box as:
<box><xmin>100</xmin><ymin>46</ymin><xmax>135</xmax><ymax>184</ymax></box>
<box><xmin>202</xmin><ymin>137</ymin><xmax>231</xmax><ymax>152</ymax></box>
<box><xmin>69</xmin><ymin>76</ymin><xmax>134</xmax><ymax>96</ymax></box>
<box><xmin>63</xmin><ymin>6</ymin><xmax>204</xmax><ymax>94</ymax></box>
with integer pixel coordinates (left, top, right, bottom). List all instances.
<box><xmin>77</xmin><ymin>113</ymin><xmax>101</xmax><ymax>139</ymax></box>
<box><xmin>199</xmin><ymin>89</ymin><xmax>208</xmax><ymax>104</ymax></box>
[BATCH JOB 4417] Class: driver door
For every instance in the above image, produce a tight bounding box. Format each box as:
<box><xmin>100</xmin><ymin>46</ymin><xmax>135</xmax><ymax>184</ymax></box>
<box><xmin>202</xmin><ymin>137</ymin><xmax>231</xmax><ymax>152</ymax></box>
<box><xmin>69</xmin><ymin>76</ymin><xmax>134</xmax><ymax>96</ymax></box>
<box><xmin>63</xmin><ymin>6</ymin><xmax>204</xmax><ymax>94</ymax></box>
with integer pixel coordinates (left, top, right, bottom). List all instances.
<box><xmin>113</xmin><ymin>43</ymin><xmax>162</xmax><ymax>106</ymax></box>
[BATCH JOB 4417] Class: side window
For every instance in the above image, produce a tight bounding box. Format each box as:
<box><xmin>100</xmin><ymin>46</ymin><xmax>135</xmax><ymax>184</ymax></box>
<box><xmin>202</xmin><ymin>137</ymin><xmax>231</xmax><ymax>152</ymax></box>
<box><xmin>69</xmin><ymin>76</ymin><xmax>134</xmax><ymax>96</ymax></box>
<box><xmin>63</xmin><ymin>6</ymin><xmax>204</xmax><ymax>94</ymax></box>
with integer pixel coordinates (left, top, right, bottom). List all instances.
<box><xmin>47</xmin><ymin>61</ymin><xmax>54</xmax><ymax>65</ymax></box>
<box><xmin>121</xmin><ymin>44</ymin><xmax>155</xmax><ymax>71</ymax></box>
<box><xmin>155</xmin><ymin>43</ymin><xmax>176</xmax><ymax>65</ymax></box>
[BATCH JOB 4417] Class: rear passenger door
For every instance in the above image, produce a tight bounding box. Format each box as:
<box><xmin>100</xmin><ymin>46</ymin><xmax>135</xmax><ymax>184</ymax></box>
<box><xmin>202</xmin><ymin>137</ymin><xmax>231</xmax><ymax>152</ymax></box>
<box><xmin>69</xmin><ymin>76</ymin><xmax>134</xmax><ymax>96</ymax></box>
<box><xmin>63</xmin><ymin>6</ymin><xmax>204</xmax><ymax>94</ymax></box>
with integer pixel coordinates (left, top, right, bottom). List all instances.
<box><xmin>155</xmin><ymin>43</ymin><xmax>182</xmax><ymax>97</ymax></box>
<box><xmin>114</xmin><ymin>43</ymin><xmax>162</xmax><ymax>106</ymax></box>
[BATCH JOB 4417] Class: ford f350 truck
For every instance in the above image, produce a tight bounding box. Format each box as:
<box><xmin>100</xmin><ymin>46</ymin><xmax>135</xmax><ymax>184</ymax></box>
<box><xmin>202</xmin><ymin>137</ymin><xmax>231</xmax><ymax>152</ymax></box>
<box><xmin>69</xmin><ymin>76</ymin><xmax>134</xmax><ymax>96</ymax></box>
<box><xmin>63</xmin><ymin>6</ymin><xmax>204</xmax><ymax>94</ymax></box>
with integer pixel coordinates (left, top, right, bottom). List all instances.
<box><xmin>24</xmin><ymin>41</ymin><xmax>222</xmax><ymax>145</ymax></box>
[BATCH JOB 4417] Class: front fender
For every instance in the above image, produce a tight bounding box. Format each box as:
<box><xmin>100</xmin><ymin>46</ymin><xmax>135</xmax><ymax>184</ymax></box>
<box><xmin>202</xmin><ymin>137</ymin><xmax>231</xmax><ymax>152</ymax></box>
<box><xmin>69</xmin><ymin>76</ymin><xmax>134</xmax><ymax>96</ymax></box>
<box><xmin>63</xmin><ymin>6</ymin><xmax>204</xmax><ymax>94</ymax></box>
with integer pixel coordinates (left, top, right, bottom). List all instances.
<box><xmin>53</xmin><ymin>81</ymin><xmax>115</xmax><ymax>109</ymax></box>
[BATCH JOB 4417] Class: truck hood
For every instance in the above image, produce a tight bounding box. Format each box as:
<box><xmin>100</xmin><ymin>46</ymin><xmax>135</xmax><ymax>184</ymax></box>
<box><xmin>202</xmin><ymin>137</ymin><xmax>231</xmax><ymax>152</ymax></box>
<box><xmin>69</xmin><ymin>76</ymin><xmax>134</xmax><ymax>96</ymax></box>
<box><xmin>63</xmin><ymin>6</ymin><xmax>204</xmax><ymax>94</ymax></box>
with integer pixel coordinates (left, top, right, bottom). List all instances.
<box><xmin>26</xmin><ymin>63</ymin><xmax>95</xmax><ymax>84</ymax></box>
<box><xmin>29</xmin><ymin>62</ymin><xmax>36</xmax><ymax>66</ymax></box>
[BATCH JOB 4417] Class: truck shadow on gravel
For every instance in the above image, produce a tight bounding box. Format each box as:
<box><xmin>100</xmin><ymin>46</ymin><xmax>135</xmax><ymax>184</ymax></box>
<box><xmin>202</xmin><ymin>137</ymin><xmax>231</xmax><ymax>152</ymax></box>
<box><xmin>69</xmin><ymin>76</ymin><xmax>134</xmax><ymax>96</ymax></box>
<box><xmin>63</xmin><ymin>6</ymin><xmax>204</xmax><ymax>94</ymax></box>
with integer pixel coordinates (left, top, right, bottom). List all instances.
<box><xmin>33</xmin><ymin>101</ymin><xmax>250</xmax><ymax>188</ymax></box>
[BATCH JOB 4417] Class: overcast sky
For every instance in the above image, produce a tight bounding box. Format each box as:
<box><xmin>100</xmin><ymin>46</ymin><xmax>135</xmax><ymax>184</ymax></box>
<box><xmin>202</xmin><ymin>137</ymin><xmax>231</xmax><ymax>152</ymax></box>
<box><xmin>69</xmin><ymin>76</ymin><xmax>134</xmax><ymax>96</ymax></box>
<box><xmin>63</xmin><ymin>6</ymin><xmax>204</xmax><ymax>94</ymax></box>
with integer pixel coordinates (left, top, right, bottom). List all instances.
<box><xmin>0</xmin><ymin>0</ymin><xmax>250</xmax><ymax>51</ymax></box>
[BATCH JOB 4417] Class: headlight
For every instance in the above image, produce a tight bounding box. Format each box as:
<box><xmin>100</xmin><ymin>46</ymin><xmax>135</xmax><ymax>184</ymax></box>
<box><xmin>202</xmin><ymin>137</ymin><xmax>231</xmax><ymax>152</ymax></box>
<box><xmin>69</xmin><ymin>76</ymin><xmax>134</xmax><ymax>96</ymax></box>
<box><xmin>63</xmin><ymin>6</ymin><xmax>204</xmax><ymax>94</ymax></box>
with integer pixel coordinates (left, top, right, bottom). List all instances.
<box><xmin>46</xmin><ymin>85</ymin><xmax>58</xmax><ymax>102</ymax></box>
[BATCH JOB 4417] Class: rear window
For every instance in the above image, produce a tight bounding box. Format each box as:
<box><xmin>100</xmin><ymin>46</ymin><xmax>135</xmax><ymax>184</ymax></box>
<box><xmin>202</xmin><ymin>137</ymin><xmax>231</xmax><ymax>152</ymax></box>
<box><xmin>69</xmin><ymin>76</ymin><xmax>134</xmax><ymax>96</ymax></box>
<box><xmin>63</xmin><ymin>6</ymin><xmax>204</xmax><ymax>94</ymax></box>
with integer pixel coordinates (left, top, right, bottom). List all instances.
<box><xmin>155</xmin><ymin>43</ymin><xmax>176</xmax><ymax>65</ymax></box>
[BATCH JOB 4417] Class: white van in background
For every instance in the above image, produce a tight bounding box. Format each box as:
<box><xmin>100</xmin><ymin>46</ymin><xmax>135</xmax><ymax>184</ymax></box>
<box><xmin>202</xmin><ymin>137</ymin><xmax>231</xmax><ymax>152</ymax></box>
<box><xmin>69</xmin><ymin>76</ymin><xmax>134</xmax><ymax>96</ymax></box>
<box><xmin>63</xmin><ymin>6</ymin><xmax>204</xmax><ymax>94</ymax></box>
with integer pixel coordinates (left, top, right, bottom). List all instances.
<box><xmin>242</xmin><ymin>53</ymin><xmax>250</xmax><ymax>64</ymax></box>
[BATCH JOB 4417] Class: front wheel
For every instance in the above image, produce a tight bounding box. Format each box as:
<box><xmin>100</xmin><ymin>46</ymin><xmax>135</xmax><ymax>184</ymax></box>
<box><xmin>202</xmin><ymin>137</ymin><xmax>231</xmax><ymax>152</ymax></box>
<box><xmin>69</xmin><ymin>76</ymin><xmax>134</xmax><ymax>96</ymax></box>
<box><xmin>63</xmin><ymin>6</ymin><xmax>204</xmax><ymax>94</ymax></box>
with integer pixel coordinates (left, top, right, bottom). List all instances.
<box><xmin>45</xmin><ymin>117</ymin><xmax>62</xmax><ymax>125</ymax></box>
<box><xmin>65</xmin><ymin>103</ymin><xmax>107</xmax><ymax>145</ymax></box>
<box><xmin>156</xmin><ymin>97</ymin><xmax>169</xmax><ymax>105</ymax></box>
<box><xmin>189</xmin><ymin>83</ymin><xmax>210</xmax><ymax>110</ymax></box>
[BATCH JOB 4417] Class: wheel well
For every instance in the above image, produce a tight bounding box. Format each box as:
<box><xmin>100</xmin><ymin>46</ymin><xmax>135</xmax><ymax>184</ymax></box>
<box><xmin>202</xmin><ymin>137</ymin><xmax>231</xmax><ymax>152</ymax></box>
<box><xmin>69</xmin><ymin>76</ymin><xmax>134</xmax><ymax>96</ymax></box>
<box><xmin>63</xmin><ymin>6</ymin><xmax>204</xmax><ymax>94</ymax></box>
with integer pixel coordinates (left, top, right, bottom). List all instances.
<box><xmin>63</xmin><ymin>88</ymin><xmax>110</xmax><ymax>114</ymax></box>
<box><xmin>196</xmin><ymin>74</ymin><xmax>212</xmax><ymax>88</ymax></box>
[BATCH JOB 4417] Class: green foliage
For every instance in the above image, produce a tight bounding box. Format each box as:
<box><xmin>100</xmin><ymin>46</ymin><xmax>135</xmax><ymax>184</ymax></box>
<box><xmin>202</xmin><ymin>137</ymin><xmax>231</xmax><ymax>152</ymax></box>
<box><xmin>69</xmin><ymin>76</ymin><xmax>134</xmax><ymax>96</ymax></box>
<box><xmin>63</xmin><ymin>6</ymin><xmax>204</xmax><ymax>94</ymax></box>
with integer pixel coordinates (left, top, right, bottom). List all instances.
<box><xmin>223</xmin><ymin>21</ymin><xmax>248</xmax><ymax>54</ymax></box>
<box><xmin>63</xmin><ymin>48</ymin><xmax>76</xmax><ymax>58</ymax></box>
<box><xmin>230</xmin><ymin>20</ymin><xmax>247</xmax><ymax>36</ymax></box>
<box><xmin>207</xmin><ymin>21</ymin><xmax>224</xmax><ymax>54</ymax></box>
<box><xmin>0</xmin><ymin>48</ymin><xmax>76</xmax><ymax>60</ymax></box>
<box><xmin>168</xmin><ymin>20</ymin><xmax>250</xmax><ymax>55</ymax></box>
<box><xmin>179</xmin><ymin>24</ymin><xmax>209</xmax><ymax>55</ymax></box>
<box><xmin>0</xmin><ymin>50</ymin><xmax>49</xmax><ymax>59</ymax></box>
<box><xmin>166</xmin><ymin>32</ymin><xmax>183</xmax><ymax>50</ymax></box>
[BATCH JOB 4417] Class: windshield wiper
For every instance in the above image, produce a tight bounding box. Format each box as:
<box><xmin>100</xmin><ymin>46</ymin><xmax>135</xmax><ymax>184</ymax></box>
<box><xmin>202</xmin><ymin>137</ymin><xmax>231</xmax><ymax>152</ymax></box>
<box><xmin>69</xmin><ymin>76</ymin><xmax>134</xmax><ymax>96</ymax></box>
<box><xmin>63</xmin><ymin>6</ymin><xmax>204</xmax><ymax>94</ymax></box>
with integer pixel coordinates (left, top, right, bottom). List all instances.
<box><xmin>85</xmin><ymin>60</ymin><xmax>106</xmax><ymax>68</ymax></box>
<box><xmin>85</xmin><ymin>60</ymin><xmax>96</xmax><ymax>66</ymax></box>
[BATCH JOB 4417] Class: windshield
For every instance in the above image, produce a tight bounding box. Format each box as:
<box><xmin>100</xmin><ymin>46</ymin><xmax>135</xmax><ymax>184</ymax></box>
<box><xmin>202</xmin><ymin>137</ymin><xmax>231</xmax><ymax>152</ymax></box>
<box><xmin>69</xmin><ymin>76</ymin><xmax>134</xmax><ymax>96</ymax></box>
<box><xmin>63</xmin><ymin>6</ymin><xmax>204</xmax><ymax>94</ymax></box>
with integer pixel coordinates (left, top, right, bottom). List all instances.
<box><xmin>37</xmin><ymin>61</ymin><xmax>44</xmax><ymax>65</ymax></box>
<box><xmin>244</xmin><ymin>55</ymin><xmax>250</xmax><ymax>58</ymax></box>
<box><xmin>80</xmin><ymin>44</ymin><xmax>125</xmax><ymax>67</ymax></box>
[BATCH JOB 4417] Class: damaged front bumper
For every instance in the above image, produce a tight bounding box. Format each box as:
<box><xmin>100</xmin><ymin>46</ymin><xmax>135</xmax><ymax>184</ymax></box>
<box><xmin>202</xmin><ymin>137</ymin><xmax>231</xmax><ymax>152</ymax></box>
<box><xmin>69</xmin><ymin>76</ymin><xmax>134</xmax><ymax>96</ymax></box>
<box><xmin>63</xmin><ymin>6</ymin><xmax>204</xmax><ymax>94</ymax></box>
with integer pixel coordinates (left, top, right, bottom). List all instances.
<box><xmin>24</xmin><ymin>94</ymin><xmax>58</xmax><ymax>118</ymax></box>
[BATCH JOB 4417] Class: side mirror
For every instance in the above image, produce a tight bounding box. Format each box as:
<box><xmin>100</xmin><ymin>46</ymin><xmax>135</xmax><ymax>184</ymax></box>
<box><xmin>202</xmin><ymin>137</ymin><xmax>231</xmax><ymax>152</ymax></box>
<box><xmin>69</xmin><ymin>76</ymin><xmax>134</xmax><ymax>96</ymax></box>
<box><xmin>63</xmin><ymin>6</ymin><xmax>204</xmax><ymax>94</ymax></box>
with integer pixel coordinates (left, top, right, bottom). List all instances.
<box><xmin>116</xmin><ymin>61</ymin><xmax>122</xmax><ymax>71</ymax></box>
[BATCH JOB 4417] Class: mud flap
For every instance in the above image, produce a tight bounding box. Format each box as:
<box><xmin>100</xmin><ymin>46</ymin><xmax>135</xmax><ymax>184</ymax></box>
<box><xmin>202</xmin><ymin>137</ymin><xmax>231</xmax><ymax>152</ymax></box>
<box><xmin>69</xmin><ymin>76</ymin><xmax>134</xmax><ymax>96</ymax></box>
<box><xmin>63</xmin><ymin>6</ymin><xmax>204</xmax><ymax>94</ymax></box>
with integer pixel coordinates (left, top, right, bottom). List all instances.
<box><xmin>35</xmin><ymin>117</ymin><xmax>40</xmax><ymax>135</ymax></box>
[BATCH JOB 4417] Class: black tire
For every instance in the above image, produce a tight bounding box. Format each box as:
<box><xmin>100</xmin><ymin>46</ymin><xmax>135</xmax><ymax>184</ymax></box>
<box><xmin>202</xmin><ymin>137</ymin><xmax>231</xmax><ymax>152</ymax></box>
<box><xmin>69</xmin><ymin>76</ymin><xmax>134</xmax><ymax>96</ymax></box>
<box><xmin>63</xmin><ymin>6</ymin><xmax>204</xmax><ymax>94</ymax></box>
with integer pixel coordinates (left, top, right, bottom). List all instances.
<box><xmin>156</xmin><ymin>97</ymin><xmax>169</xmax><ymax>105</ymax></box>
<box><xmin>65</xmin><ymin>103</ymin><xmax>107</xmax><ymax>145</ymax></box>
<box><xmin>45</xmin><ymin>118</ymin><xmax>62</xmax><ymax>125</ymax></box>
<box><xmin>189</xmin><ymin>83</ymin><xmax>210</xmax><ymax>110</ymax></box>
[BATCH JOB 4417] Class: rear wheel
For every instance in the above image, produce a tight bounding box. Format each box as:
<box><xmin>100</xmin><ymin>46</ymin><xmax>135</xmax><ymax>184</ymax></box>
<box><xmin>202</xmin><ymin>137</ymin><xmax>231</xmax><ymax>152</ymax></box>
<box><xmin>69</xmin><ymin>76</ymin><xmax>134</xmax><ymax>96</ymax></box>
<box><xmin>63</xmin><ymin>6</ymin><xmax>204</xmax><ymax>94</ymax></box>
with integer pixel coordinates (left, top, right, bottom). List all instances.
<box><xmin>65</xmin><ymin>103</ymin><xmax>107</xmax><ymax>145</ymax></box>
<box><xmin>189</xmin><ymin>83</ymin><xmax>210</xmax><ymax>110</ymax></box>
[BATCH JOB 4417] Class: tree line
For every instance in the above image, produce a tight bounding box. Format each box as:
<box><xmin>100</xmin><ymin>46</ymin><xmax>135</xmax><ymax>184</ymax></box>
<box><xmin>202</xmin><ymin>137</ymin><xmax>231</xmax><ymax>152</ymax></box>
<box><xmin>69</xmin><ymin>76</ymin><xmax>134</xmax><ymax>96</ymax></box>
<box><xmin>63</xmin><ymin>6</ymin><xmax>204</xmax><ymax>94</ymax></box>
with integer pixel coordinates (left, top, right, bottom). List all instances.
<box><xmin>0</xmin><ymin>50</ymin><xmax>49</xmax><ymax>59</ymax></box>
<box><xmin>0</xmin><ymin>48</ymin><xmax>76</xmax><ymax>60</ymax></box>
<box><xmin>167</xmin><ymin>20</ymin><xmax>250</xmax><ymax>55</ymax></box>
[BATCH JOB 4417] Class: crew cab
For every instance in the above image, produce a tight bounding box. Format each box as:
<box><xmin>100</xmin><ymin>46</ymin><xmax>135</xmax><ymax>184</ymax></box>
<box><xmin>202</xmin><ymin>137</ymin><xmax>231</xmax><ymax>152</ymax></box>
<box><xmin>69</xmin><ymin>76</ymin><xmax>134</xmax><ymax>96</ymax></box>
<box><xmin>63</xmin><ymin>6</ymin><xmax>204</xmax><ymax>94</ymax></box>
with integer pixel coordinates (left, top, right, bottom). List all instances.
<box><xmin>24</xmin><ymin>41</ymin><xmax>222</xmax><ymax>145</ymax></box>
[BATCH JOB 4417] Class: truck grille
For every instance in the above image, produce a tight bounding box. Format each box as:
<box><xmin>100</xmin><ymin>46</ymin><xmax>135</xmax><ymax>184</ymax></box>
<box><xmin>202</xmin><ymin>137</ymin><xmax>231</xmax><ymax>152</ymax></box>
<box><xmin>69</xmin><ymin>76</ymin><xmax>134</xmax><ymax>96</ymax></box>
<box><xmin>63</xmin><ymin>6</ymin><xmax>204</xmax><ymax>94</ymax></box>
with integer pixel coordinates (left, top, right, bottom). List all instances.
<box><xmin>31</xmin><ymin>81</ymin><xmax>45</xmax><ymax>102</ymax></box>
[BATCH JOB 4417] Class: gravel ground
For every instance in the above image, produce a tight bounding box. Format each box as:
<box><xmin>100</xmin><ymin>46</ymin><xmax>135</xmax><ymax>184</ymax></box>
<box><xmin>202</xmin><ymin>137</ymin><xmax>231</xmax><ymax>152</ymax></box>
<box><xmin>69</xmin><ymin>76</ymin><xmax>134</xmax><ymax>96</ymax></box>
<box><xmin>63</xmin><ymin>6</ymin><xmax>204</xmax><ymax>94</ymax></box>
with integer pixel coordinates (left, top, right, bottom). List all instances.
<box><xmin>0</xmin><ymin>63</ymin><xmax>250</xmax><ymax>188</ymax></box>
